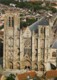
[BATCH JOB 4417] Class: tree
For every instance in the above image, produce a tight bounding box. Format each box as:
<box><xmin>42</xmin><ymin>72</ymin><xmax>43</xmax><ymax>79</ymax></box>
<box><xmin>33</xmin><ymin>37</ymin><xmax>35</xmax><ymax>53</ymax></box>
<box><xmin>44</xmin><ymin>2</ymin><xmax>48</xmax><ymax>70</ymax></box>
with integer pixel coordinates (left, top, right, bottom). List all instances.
<box><xmin>0</xmin><ymin>25</ymin><xmax>4</xmax><ymax>30</ymax></box>
<box><xmin>6</xmin><ymin>74</ymin><xmax>15</xmax><ymax>80</ymax></box>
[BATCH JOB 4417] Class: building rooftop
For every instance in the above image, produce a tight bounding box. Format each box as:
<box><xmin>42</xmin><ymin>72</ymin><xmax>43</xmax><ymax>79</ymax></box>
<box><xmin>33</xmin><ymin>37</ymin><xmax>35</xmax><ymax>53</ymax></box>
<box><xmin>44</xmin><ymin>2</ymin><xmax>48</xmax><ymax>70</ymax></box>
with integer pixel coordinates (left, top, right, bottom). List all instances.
<box><xmin>29</xmin><ymin>17</ymin><xmax>49</xmax><ymax>31</ymax></box>
<box><xmin>17</xmin><ymin>71</ymin><xmax>37</xmax><ymax>80</ymax></box>
<box><xmin>52</xmin><ymin>40</ymin><xmax>57</xmax><ymax>49</ymax></box>
<box><xmin>46</xmin><ymin>70</ymin><xmax>57</xmax><ymax>79</ymax></box>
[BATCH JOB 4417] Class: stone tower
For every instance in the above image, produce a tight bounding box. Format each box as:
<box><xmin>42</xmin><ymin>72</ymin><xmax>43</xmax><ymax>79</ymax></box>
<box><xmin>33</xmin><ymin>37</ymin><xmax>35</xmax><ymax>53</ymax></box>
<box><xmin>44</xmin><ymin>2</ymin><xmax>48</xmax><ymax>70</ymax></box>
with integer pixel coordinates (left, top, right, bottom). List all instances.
<box><xmin>3</xmin><ymin>11</ymin><xmax>20</xmax><ymax>69</ymax></box>
<box><xmin>38</xmin><ymin>26</ymin><xmax>50</xmax><ymax>70</ymax></box>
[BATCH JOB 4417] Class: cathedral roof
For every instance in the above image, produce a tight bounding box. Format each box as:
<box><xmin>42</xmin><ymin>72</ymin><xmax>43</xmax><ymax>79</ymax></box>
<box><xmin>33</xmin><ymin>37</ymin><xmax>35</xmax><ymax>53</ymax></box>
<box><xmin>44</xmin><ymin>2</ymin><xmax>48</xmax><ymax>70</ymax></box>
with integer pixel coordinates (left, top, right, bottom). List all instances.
<box><xmin>52</xmin><ymin>40</ymin><xmax>57</xmax><ymax>49</ymax></box>
<box><xmin>29</xmin><ymin>17</ymin><xmax>49</xmax><ymax>31</ymax></box>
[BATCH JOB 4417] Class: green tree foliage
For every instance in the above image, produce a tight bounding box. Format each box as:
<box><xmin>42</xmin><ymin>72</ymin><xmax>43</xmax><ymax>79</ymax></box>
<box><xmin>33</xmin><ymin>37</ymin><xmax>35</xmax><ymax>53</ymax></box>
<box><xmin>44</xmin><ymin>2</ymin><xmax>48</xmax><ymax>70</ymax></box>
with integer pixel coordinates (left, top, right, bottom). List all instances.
<box><xmin>20</xmin><ymin>21</ymin><xmax>27</xmax><ymax>28</ymax></box>
<box><xmin>0</xmin><ymin>0</ymin><xmax>15</xmax><ymax>5</ymax></box>
<box><xmin>0</xmin><ymin>25</ymin><xmax>4</xmax><ymax>30</ymax></box>
<box><xmin>49</xmin><ymin>7</ymin><xmax>57</xmax><ymax>13</ymax></box>
<box><xmin>0</xmin><ymin>0</ymin><xmax>56</xmax><ymax>13</ymax></box>
<box><xmin>20</xmin><ymin>18</ymin><xmax>37</xmax><ymax>28</ymax></box>
<box><xmin>26</xmin><ymin>18</ymin><xmax>37</xmax><ymax>25</ymax></box>
<box><xmin>6</xmin><ymin>74</ymin><xmax>15</xmax><ymax>80</ymax></box>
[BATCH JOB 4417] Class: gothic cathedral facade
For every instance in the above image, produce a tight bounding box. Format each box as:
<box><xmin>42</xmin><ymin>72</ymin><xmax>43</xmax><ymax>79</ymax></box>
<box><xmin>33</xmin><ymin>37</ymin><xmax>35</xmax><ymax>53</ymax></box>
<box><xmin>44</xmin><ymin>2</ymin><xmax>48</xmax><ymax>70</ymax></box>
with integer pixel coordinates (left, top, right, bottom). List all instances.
<box><xmin>3</xmin><ymin>11</ymin><xmax>54</xmax><ymax>71</ymax></box>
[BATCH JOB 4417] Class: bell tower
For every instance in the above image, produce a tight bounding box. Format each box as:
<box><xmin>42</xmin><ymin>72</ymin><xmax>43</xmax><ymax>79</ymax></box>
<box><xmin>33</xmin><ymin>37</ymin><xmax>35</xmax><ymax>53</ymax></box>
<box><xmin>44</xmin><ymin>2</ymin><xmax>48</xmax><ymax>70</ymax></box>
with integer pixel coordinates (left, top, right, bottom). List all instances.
<box><xmin>3</xmin><ymin>11</ymin><xmax>20</xmax><ymax>69</ymax></box>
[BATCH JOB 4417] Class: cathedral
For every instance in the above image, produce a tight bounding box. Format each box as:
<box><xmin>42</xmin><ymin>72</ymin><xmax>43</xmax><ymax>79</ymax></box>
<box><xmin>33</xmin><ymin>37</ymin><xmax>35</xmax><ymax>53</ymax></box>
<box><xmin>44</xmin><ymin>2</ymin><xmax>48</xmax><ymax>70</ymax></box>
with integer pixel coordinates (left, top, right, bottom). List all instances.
<box><xmin>3</xmin><ymin>11</ymin><xmax>57</xmax><ymax>71</ymax></box>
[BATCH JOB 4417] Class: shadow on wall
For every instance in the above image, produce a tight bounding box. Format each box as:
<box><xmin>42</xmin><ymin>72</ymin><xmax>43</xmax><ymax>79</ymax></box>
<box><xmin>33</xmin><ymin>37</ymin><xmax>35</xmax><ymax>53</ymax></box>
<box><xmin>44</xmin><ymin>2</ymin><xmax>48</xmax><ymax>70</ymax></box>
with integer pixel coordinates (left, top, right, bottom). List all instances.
<box><xmin>0</xmin><ymin>42</ymin><xmax>3</xmax><ymax>67</ymax></box>
<box><xmin>0</xmin><ymin>42</ymin><xmax>3</xmax><ymax>57</ymax></box>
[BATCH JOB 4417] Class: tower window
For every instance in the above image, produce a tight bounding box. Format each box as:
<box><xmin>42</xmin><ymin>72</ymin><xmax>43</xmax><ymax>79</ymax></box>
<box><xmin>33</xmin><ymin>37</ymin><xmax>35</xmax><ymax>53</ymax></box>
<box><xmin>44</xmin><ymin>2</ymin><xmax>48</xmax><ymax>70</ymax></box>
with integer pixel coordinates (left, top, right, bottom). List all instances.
<box><xmin>41</xmin><ymin>27</ymin><xmax>45</xmax><ymax>34</ymax></box>
<box><xmin>12</xmin><ymin>17</ymin><xmax>14</xmax><ymax>27</ymax></box>
<box><xmin>9</xmin><ymin>17</ymin><xmax>10</xmax><ymax>27</ymax></box>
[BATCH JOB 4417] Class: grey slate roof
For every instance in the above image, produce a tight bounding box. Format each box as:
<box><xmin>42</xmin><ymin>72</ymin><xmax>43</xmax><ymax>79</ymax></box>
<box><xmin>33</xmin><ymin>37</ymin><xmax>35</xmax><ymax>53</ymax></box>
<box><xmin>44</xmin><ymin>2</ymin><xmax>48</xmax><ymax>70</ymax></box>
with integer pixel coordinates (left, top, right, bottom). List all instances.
<box><xmin>29</xmin><ymin>17</ymin><xmax>49</xmax><ymax>31</ymax></box>
<box><xmin>52</xmin><ymin>40</ymin><xmax>57</xmax><ymax>49</ymax></box>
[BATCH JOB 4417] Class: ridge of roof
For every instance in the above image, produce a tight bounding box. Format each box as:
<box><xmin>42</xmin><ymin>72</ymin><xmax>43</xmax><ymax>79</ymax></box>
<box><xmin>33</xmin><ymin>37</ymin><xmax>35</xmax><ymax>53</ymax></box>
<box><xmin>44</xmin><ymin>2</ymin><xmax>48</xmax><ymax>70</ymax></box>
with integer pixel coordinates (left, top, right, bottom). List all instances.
<box><xmin>29</xmin><ymin>17</ymin><xmax>49</xmax><ymax>31</ymax></box>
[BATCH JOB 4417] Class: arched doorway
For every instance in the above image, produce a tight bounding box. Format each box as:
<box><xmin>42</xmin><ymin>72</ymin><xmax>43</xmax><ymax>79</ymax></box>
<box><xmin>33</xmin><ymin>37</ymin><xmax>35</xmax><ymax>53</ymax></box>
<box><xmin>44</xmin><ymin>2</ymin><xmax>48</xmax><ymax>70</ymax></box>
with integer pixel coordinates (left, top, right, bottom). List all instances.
<box><xmin>24</xmin><ymin>60</ymin><xmax>31</xmax><ymax>70</ymax></box>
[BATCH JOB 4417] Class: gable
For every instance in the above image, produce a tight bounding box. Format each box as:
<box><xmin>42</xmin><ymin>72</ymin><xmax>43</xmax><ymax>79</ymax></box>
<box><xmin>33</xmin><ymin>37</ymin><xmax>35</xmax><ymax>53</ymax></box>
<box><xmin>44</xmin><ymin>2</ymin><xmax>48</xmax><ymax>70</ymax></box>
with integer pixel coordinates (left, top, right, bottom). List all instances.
<box><xmin>23</xmin><ymin>27</ymin><xmax>32</xmax><ymax>38</ymax></box>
